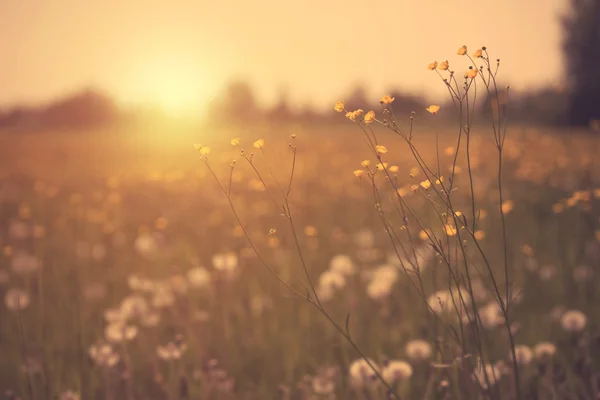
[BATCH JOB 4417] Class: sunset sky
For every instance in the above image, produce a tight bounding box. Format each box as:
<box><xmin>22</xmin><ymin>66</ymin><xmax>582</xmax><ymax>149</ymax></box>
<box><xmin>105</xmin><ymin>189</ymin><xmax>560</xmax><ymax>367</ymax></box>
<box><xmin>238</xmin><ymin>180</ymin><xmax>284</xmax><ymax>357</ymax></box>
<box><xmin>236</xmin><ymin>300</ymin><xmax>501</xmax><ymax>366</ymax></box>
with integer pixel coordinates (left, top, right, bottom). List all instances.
<box><xmin>1</xmin><ymin>0</ymin><xmax>570</xmax><ymax>114</ymax></box>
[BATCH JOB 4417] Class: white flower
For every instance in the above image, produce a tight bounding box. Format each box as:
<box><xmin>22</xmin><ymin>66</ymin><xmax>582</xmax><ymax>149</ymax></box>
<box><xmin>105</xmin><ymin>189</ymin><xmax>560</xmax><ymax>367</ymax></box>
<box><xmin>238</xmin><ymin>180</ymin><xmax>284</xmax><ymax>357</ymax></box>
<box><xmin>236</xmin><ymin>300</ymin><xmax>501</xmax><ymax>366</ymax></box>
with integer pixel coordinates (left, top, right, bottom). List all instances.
<box><xmin>406</xmin><ymin>339</ymin><xmax>432</xmax><ymax>361</ymax></box>
<box><xmin>212</xmin><ymin>252</ymin><xmax>238</xmax><ymax>274</ymax></box>
<box><xmin>382</xmin><ymin>360</ymin><xmax>413</xmax><ymax>383</ymax></box>
<box><xmin>329</xmin><ymin>254</ymin><xmax>355</xmax><ymax>276</ymax></box>
<box><xmin>105</xmin><ymin>323</ymin><xmax>138</xmax><ymax>343</ymax></box>
<box><xmin>533</xmin><ymin>342</ymin><xmax>556</xmax><ymax>359</ymax></box>
<box><xmin>348</xmin><ymin>358</ymin><xmax>379</xmax><ymax>388</ymax></box>
<box><xmin>88</xmin><ymin>342</ymin><xmax>120</xmax><ymax>367</ymax></box>
<box><xmin>187</xmin><ymin>267</ymin><xmax>211</xmax><ymax>288</ymax></box>
<box><xmin>511</xmin><ymin>345</ymin><xmax>533</xmax><ymax>366</ymax></box>
<box><xmin>157</xmin><ymin>342</ymin><xmax>187</xmax><ymax>361</ymax></box>
<box><xmin>319</xmin><ymin>270</ymin><xmax>346</xmax><ymax>291</ymax></box>
<box><xmin>560</xmin><ymin>309</ymin><xmax>587</xmax><ymax>332</ymax></box>
<box><xmin>366</xmin><ymin>279</ymin><xmax>393</xmax><ymax>300</ymax></box>
<box><xmin>120</xmin><ymin>295</ymin><xmax>149</xmax><ymax>320</ymax></box>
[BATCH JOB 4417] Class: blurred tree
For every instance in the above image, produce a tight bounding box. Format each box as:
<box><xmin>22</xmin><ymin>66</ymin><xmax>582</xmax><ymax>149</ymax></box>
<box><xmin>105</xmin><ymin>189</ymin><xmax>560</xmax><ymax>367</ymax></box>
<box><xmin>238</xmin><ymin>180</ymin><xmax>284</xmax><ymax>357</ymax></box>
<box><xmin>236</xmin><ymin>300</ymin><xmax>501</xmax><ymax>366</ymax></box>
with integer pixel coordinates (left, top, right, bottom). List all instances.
<box><xmin>561</xmin><ymin>0</ymin><xmax>600</xmax><ymax>127</ymax></box>
<box><xmin>209</xmin><ymin>80</ymin><xmax>261</xmax><ymax>123</ymax></box>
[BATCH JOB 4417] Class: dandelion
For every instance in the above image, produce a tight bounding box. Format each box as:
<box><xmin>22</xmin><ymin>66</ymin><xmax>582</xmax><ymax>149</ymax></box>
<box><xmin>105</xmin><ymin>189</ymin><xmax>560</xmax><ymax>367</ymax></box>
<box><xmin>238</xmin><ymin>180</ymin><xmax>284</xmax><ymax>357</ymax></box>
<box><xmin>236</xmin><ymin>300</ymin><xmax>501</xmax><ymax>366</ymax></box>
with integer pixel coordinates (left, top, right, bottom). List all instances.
<box><xmin>382</xmin><ymin>360</ymin><xmax>413</xmax><ymax>383</ymax></box>
<box><xmin>428</xmin><ymin>61</ymin><xmax>438</xmax><ymax>70</ymax></box>
<box><xmin>533</xmin><ymin>342</ymin><xmax>556</xmax><ymax>359</ymax></box>
<box><xmin>510</xmin><ymin>345</ymin><xmax>533</xmax><ymax>366</ymax></box>
<box><xmin>253</xmin><ymin>139</ymin><xmax>264</xmax><ymax>149</ymax></box>
<box><xmin>380</xmin><ymin>95</ymin><xmax>395</xmax><ymax>105</ymax></box>
<box><xmin>458</xmin><ymin>45</ymin><xmax>467</xmax><ymax>55</ymax></box>
<box><xmin>364</xmin><ymin>110</ymin><xmax>376</xmax><ymax>124</ymax></box>
<box><xmin>439</xmin><ymin>60</ymin><xmax>449</xmax><ymax>70</ymax></box>
<box><xmin>473</xmin><ymin>49</ymin><xmax>483</xmax><ymax>58</ymax></box>
<box><xmin>426</xmin><ymin>105</ymin><xmax>441</xmax><ymax>115</ymax></box>
<box><xmin>334</xmin><ymin>101</ymin><xmax>345</xmax><ymax>112</ymax></box>
<box><xmin>348</xmin><ymin>358</ymin><xmax>379</xmax><ymax>388</ymax></box>
<box><xmin>560</xmin><ymin>309</ymin><xmax>587</xmax><ymax>332</ymax></box>
<box><xmin>5</xmin><ymin>288</ymin><xmax>30</xmax><ymax>311</ymax></box>
<box><xmin>406</xmin><ymin>339</ymin><xmax>432</xmax><ymax>361</ymax></box>
<box><xmin>375</xmin><ymin>145</ymin><xmax>388</xmax><ymax>154</ymax></box>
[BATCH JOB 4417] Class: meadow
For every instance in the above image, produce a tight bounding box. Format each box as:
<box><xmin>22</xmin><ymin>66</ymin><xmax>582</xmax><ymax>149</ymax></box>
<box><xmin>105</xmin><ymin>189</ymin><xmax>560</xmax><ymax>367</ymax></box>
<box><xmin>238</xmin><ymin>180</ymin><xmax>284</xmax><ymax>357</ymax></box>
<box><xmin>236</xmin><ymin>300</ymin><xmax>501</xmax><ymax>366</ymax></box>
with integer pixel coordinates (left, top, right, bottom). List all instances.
<box><xmin>1</xmin><ymin>50</ymin><xmax>600</xmax><ymax>400</ymax></box>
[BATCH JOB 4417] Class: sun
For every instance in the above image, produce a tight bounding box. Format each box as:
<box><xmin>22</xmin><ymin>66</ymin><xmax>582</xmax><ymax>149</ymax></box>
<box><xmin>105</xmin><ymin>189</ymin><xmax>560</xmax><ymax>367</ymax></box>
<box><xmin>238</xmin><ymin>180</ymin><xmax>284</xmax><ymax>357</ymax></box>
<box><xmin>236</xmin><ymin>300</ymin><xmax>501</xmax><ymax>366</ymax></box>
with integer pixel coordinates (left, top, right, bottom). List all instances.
<box><xmin>123</xmin><ymin>57</ymin><xmax>219</xmax><ymax>118</ymax></box>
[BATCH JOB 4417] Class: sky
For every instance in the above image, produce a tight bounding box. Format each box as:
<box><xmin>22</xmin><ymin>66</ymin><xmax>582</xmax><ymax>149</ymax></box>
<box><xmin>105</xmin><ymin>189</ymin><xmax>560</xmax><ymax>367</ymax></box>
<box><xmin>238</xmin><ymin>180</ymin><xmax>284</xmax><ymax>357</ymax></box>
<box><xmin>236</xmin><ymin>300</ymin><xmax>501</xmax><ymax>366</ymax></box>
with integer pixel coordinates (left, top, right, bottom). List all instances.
<box><xmin>0</xmin><ymin>0</ymin><xmax>570</xmax><ymax>114</ymax></box>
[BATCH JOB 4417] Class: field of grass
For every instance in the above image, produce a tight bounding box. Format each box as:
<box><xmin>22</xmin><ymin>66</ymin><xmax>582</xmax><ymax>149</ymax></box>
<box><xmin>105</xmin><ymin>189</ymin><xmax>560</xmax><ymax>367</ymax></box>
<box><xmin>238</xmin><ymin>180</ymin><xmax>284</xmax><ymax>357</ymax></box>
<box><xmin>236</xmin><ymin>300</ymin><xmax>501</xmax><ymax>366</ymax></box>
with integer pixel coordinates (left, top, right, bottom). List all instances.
<box><xmin>1</xmin><ymin>113</ymin><xmax>600</xmax><ymax>400</ymax></box>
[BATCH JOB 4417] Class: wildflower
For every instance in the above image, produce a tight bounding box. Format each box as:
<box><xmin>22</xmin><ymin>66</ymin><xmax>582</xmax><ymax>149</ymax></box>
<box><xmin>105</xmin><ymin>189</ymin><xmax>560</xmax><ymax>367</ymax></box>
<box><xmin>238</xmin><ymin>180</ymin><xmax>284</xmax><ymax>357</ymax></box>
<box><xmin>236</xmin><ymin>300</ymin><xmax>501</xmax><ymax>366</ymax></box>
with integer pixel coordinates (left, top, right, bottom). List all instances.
<box><xmin>479</xmin><ymin>302</ymin><xmax>503</xmax><ymax>329</ymax></box>
<box><xmin>439</xmin><ymin>60</ymin><xmax>449</xmax><ymax>70</ymax></box>
<box><xmin>426</xmin><ymin>105</ymin><xmax>440</xmax><ymax>115</ymax></box>
<box><xmin>253</xmin><ymin>139</ymin><xmax>264</xmax><ymax>149</ymax></box>
<box><xmin>511</xmin><ymin>345</ymin><xmax>533</xmax><ymax>366</ymax></box>
<box><xmin>334</xmin><ymin>101</ymin><xmax>345</xmax><ymax>112</ymax></box>
<box><xmin>474</xmin><ymin>230</ymin><xmax>486</xmax><ymax>240</ymax></box>
<box><xmin>361</xmin><ymin>160</ymin><xmax>370</xmax><ymax>167</ymax></box>
<box><xmin>212</xmin><ymin>252</ymin><xmax>238</xmax><ymax>274</ymax></box>
<box><xmin>353</xmin><ymin>169</ymin><xmax>365</xmax><ymax>178</ymax></box>
<box><xmin>187</xmin><ymin>267</ymin><xmax>211</xmax><ymax>288</ymax></box>
<box><xmin>420</xmin><ymin>180</ymin><xmax>431</xmax><ymax>189</ymax></box>
<box><xmin>382</xmin><ymin>360</ymin><xmax>413</xmax><ymax>383</ymax></box>
<box><xmin>329</xmin><ymin>255</ymin><xmax>355</xmax><ymax>276</ymax></box>
<box><xmin>380</xmin><ymin>95</ymin><xmax>395</xmax><ymax>105</ymax></box>
<box><xmin>5</xmin><ymin>288</ymin><xmax>30</xmax><ymax>311</ymax></box>
<box><xmin>376</xmin><ymin>163</ymin><xmax>388</xmax><ymax>171</ymax></box>
<box><xmin>89</xmin><ymin>342</ymin><xmax>120</xmax><ymax>367</ymax></box>
<box><xmin>457</xmin><ymin>45</ymin><xmax>467</xmax><ymax>55</ymax></box>
<box><xmin>466</xmin><ymin>69</ymin><xmax>478</xmax><ymax>79</ymax></box>
<box><xmin>364</xmin><ymin>110</ymin><xmax>376</xmax><ymax>124</ymax></box>
<box><xmin>533</xmin><ymin>342</ymin><xmax>556</xmax><ymax>359</ymax></box>
<box><xmin>319</xmin><ymin>270</ymin><xmax>346</xmax><ymax>291</ymax></box>
<box><xmin>230</xmin><ymin>137</ymin><xmax>240</xmax><ymax>146</ymax></box>
<box><xmin>406</xmin><ymin>339</ymin><xmax>432</xmax><ymax>361</ymax></box>
<box><xmin>473</xmin><ymin>49</ymin><xmax>483</xmax><ymax>58</ymax></box>
<box><xmin>444</xmin><ymin>224</ymin><xmax>457</xmax><ymax>236</ymax></box>
<box><xmin>105</xmin><ymin>323</ymin><xmax>138</xmax><ymax>343</ymax></box>
<box><xmin>120</xmin><ymin>295</ymin><xmax>150</xmax><ymax>319</ymax></box>
<box><xmin>560</xmin><ymin>309</ymin><xmax>587</xmax><ymax>332</ymax></box>
<box><xmin>194</xmin><ymin>144</ymin><xmax>210</xmax><ymax>156</ymax></box>
<box><xmin>157</xmin><ymin>341</ymin><xmax>188</xmax><ymax>361</ymax></box>
<box><xmin>346</xmin><ymin>109</ymin><xmax>364</xmax><ymax>121</ymax></box>
<box><xmin>501</xmin><ymin>200</ymin><xmax>514</xmax><ymax>214</ymax></box>
<box><xmin>348</xmin><ymin>358</ymin><xmax>379</xmax><ymax>388</ymax></box>
<box><xmin>427</xmin><ymin>61</ymin><xmax>438</xmax><ymax>70</ymax></box>
<box><xmin>389</xmin><ymin>165</ymin><xmax>399</xmax><ymax>173</ymax></box>
<box><xmin>375</xmin><ymin>145</ymin><xmax>388</xmax><ymax>154</ymax></box>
